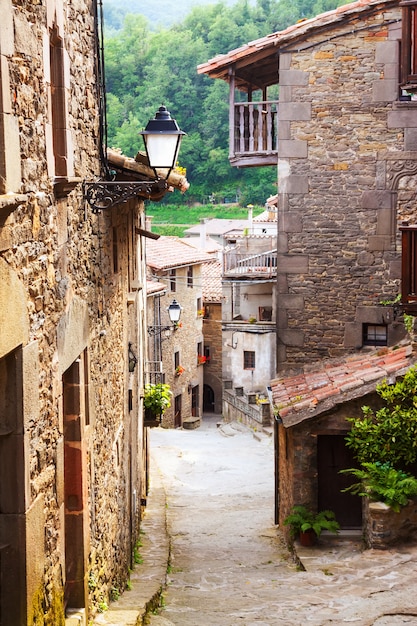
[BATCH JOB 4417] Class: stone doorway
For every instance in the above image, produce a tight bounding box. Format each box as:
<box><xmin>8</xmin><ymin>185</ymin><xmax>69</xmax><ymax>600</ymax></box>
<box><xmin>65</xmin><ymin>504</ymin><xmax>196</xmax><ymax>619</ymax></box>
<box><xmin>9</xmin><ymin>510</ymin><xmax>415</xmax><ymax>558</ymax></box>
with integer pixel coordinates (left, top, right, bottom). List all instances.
<box><xmin>63</xmin><ymin>358</ymin><xmax>88</xmax><ymax>619</ymax></box>
<box><xmin>317</xmin><ymin>435</ymin><xmax>362</xmax><ymax>529</ymax></box>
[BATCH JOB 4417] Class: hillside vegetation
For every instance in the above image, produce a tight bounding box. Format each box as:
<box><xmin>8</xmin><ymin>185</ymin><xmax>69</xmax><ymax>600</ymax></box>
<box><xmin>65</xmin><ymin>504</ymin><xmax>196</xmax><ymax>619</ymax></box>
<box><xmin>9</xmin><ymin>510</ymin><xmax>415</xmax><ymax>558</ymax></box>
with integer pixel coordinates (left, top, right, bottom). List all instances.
<box><xmin>103</xmin><ymin>0</ymin><xmax>349</xmax><ymax>206</ymax></box>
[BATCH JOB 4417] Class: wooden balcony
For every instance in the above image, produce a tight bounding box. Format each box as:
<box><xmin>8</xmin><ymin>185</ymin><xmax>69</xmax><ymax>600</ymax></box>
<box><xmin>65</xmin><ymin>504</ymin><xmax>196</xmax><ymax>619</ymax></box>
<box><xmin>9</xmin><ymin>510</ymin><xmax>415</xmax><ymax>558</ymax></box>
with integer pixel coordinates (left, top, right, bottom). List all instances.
<box><xmin>223</xmin><ymin>248</ymin><xmax>277</xmax><ymax>279</ymax></box>
<box><xmin>230</xmin><ymin>101</ymin><xmax>278</xmax><ymax>167</ymax></box>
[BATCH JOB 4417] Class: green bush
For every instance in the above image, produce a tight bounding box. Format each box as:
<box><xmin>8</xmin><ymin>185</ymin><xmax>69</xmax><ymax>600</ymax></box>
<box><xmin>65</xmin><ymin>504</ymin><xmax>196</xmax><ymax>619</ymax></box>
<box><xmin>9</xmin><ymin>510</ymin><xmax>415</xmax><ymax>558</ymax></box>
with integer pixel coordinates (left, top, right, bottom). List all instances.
<box><xmin>143</xmin><ymin>383</ymin><xmax>172</xmax><ymax>415</ymax></box>
<box><xmin>341</xmin><ymin>462</ymin><xmax>417</xmax><ymax>512</ymax></box>
<box><xmin>345</xmin><ymin>366</ymin><xmax>417</xmax><ymax>469</ymax></box>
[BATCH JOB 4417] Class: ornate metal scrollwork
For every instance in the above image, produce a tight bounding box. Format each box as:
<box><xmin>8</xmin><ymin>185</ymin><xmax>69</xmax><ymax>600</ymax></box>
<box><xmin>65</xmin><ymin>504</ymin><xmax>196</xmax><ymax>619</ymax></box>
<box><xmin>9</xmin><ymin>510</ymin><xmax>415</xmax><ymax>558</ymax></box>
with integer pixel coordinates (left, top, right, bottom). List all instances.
<box><xmin>83</xmin><ymin>179</ymin><xmax>167</xmax><ymax>213</ymax></box>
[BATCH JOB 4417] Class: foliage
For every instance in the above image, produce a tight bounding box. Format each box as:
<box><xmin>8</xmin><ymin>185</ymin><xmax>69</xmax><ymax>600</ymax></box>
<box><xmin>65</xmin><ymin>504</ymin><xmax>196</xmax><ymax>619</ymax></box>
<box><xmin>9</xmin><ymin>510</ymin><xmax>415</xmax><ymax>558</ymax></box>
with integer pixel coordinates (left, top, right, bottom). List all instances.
<box><xmin>344</xmin><ymin>366</ymin><xmax>417</xmax><ymax>469</ymax></box>
<box><xmin>341</xmin><ymin>462</ymin><xmax>417</xmax><ymax>512</ymax></box>
<box><xmin>283</xmin><ymin>505</ymin><xmax>340</xmax><ymax>538</ymax></box>
<box><xmin>103</xmin><ymin>0</ymin><xmax>349</xmax><ymax>204</ymax></box>
<box><xmin>143</xmin><ymin>383</ymin><xmax>172</xmax><ymax>414</ymax></box>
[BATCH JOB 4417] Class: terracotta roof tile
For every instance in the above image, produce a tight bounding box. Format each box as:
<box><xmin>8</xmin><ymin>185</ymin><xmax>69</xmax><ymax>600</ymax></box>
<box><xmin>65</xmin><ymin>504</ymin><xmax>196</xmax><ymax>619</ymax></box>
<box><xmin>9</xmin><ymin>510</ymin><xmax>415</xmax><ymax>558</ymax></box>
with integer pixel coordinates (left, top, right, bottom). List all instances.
<box><xmin>271</xmin><ymin>344</ymin><xmax>417</xmax><ymax>427</ymax></box>
<box><xmin>146</xmin><ymin>236</ymin><xmax>214</xmax><ymax>271</ymax></box>
<box><xmin>202</xmin><ymin>260</ymin><xmax>223</xmax><ymax>302</ymax></box>
<box><xmin>198</xmin><ymin>0</ymin><xmax>397</xmax><ymax>84</ymax></box>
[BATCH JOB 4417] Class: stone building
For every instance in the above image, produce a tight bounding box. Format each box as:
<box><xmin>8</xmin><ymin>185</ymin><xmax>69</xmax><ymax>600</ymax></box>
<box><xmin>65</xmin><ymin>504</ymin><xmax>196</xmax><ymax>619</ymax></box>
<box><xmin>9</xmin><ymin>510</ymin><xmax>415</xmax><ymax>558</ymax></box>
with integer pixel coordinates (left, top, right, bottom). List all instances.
<box><xmin>146</xmin><ymin>236</ymin><xmax>214</xmax><ymax>428</ymax></box>
<box><xmin>0</xmin><ymin>1</ymin><xmax>187</xmax><ymax>624</ymax></box>
<box><xmin>201</xmin><ymin>259</ymin><xmax>223</xmax><ymax>414</ymax></box>
<box><xmin>198</xmin><ymin>0</ymin><xmax>416</xmax><ymax>373</ymax></box>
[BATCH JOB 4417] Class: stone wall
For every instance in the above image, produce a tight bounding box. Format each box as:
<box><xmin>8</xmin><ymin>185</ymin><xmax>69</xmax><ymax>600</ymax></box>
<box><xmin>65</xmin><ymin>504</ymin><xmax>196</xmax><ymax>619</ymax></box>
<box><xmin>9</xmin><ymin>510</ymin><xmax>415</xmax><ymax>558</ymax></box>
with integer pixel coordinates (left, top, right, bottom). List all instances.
<box><xmin>201</xmin><ymin>301</ymin><xmax>223</xmax><ymax>414</ymax></box>
<box><xmin>277</xmin><ymin>6</ymin><xmax>415</xmax><ymax>371</ymax></box>
<box><xmin>156</xmin><ymin>265</ymin><xmax>205</xmax><ymax>428</ymax></box>
<box><xmin>365</xmin><ymin>499</ymin><xmax>417</xmax><ymax>549</ymax></box>
<box><xmin>0</xmin><ymin>2</ymin><xmax>147</xmax><ymax>623</ymax></box>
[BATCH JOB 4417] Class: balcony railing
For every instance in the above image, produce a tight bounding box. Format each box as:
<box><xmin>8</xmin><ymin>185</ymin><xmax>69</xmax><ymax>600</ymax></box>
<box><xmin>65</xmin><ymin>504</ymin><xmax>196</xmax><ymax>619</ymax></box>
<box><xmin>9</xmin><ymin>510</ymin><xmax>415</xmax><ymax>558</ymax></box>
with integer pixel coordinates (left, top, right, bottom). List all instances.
<box><xmin>231</xmin><ymin>101</ymin><xmax>278</xmax><ymax>167</ymax></box>
<box><xmin>223</xmin><ymin>249</ymin><xmax>277</xmax><ymax>278</ymax></box>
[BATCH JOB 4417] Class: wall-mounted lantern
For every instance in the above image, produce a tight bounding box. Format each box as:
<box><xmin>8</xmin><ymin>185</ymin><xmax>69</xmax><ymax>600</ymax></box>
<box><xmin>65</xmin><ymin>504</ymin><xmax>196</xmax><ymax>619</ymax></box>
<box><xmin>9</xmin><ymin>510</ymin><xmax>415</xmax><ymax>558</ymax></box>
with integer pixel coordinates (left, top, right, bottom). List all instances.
<box><xmin>84</xmin><ymin>106</ymin><xmax>185</xmax><ymax>213</ymax></box>
<box><xmin>148</xmin><ymin>299</ymin><xmax>182</xmax><ymax>337</ymax></box>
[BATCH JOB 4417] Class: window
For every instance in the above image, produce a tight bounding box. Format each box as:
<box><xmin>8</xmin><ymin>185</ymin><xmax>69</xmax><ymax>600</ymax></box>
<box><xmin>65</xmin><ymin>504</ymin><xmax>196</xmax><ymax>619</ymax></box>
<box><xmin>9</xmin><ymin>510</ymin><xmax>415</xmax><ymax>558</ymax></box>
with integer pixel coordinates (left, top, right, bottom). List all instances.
<box><xmin>174</xmin><ymin>351</ymin><xmax>180</xmax><ymax>369</ymax></box>
<box><xmin>170</xmin><ymin>269</ymin><xmax>176</xmax><ymax>292</ymax></box>
<box><xmin>243</xmin><ymin>350</ymin><xmax>256</xmax><ymax>369</ymax></box>
<box><xmin>401</xmin><ymin>1</ymin><xmax>417</xmax><ymax>89</ymax></box>
<box><xmin>187</xmin><ymin>265</ymin><xmax>193</xmax><ymax>288</ymax></box>
<box><xmin>400</xmin><ymin>224</ymin><xmax>417</xmax><ymax>313</ymax></box>
<box><xmin>259</xmin><ymin>306</ymin><xmax>272</xmax><ymax>321</ymax></box>
<box><xmin>50</xmin><ymin>26</ymin><xmax>68</xmax><ymax>176</ymax></box>
<box><xmin>363</xmin><ymin>324</ymin><xmax>387</xmax><ymax>346</ymax></box>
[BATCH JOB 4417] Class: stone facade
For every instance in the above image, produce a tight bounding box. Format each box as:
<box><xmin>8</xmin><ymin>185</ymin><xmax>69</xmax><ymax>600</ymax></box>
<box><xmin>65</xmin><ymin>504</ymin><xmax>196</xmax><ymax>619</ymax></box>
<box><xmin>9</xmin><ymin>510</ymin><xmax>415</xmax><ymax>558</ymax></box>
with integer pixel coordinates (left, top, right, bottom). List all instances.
<box><xmin>201</xmin><ymin>301</ymin><xmax>223</xmax><ymax>414</ymax></box>
<box><xmin>0</xmin><ymin>1</ymin><xmax>149</xmax><ymax>623</ymax></box>
<box><xmin>365</xmin><ymin>498</ymin><xmax>417</xmax><ymax>549</ymax></box>
<box><xmin>199</xmin><ymin>0</ymin><xmax>417</xmax><ymax>374</ymax></box>
<box><xmin>146</xmin><ymin>237</ymin><xmax>214</xmax><ymax>428</ymax></box>
<box><xmin>277</xmin><ymin>4</ymin><xmax>415</xmax><ymax>371</ymax></box>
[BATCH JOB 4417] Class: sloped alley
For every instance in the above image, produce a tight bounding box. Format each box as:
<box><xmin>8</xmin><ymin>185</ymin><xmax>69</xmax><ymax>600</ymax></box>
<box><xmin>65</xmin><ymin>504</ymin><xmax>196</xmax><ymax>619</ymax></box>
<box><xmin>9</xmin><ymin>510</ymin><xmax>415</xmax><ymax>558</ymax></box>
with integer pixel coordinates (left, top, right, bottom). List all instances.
<box><xmin>147</xmin><ymin>417</ymin><xmax>417</xmax><ymax>626</ymax></box>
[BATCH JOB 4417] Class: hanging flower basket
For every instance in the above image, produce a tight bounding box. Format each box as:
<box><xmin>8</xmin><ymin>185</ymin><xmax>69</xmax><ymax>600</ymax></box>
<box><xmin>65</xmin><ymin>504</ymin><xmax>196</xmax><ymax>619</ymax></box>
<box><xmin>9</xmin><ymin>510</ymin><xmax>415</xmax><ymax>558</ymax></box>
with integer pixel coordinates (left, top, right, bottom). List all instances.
<box><xmin>197</xmin><ymin>355</ymin><xmax>207</xmax><ymax>365</ymax></box>
<box><xmin>175</xmin><ymin>365</ymin><xmax>185</xmax><ymax>377</ymax></box>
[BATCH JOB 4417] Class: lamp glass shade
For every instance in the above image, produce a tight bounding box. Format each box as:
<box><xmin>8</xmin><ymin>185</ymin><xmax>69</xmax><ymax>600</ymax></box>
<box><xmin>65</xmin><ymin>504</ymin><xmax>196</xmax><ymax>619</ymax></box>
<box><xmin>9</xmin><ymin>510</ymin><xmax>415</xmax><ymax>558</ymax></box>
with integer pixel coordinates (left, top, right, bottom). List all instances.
<box><xmin>144</xmin><ymin>133</ymin><xmax>182</xmax><ymax>172</ymax></box>
<box><xmin>168</xmin><ymin>299</ymin><xmax>182</xmax><ymax>323</ymax></box>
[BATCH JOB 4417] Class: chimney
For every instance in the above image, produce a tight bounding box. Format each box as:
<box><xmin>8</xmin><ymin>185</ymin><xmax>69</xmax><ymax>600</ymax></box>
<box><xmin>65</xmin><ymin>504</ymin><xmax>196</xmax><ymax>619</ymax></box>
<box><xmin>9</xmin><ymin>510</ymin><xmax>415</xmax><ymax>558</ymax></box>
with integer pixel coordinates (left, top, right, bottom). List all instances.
<box><xmin>145</xmin><ymin>215</ymin><xmax>153</xmax><ymax>232</ymax></box>
<box><xmin>247</xmin><ymin>204</ymin><xmax>253</xmax><ymax>234</ymax></box>
<box><xmin>200</xmin><ymin>218</ymin><xmax>207</xmax><ymax>250</ymax></box>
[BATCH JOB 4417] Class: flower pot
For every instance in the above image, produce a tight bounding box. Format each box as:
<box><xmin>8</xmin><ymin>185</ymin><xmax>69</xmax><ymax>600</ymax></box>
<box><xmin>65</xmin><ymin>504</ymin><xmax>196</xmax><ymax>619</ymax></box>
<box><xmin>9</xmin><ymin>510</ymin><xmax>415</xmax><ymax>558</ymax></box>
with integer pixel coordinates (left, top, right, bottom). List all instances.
<box><xmin>144</xmin><ymin>407</ymin><xmax>161</xmax><ymax>428</ymax></box>
<box><xmin>299</xmin><ymin>529</ymin><xmax>317</xmax><ymax>547</ymax></box>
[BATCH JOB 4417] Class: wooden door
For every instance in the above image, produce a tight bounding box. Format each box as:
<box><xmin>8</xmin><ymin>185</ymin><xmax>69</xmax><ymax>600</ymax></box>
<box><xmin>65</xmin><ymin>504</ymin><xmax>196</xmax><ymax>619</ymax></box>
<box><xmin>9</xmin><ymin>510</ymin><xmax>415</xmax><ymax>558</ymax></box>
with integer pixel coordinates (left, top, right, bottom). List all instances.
<box><xmin>317</xmin><ymin>435</ymin><xmax>362</xmax><ymax>529</ymax></box>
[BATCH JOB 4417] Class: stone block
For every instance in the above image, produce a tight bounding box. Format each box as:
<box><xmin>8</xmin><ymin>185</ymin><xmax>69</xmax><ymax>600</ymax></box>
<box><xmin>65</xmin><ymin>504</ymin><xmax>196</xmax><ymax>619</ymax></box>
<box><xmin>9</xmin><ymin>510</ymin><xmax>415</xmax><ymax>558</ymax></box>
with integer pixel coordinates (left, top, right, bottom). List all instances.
<box><xmin>279</xmin><ymin>139</ymin><xmax>308</xmax><ymax>158</ymax></box>
<box><xmin>279</xmin><ymin>69</ymin><xmax>309</xmax><ymax>87</ymax></box>
<box><xmin>277</xmin><ymin>254</ymin><xmax>309</xmax><ymax>273</ymax></box>
<box><xmin>361</xmin><ymin>190</ymin><xmax>393</xmax><ymax>209</ymax></box>
<box><xmin>279</xmin><ymin>102</ymin><xmax>311</xmax><ymax>121</ymax></box>
<box><xmin>372</xmin><ymin>79</ymin><xmax>398</xmax><ymax>102</ymax></box>
<box><xmin>405</xmin><ymin>128</ymin><xmax>417</xmax><ymax>152</ymax></box>
<box><xmin>375</xmin><ymin>40</ymin><xmax>399</xmax><ymax>64</ymax></box>
<box><xmin>182</xmin><ymin>417</ymin><xmax>201</xmax><ymax>429</ymax></box>
<box><xmin>368</xmin><ymin>235</ymin><xmax>393</xmax><ymax>251</ymax></box>
<box><xmin>376</xmin><ymin>208</ymin><xmax>393</xmax><ymax>235</ymax></box>
<box><xmin>278</xmin><ymin>328</ymin><xmax>305</xmax><ymax>347</ymax></box>
<box><xmin>388</xmin><ymin>109</ymin><xmax>417</xmax><ymax>128</ymax></box>
<box><xmin>280</xmin><ymin>174</ymin><xmax>309</xmax><ymax>194</ymax></box>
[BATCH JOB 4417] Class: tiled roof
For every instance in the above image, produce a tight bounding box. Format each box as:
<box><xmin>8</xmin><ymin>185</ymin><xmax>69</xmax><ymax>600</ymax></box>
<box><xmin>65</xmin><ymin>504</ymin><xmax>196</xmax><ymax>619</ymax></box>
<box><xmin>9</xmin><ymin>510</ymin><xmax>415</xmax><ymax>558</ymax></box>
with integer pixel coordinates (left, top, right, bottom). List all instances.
<box><xmin>183</xmin><ymin>235</ymin><xmax>223</xmax><ymax>254</ymax></box>
<box><xmin>270</xmin><ymin>343</ymin><xmax>417</xmax><ymax>428</ymax></box>
<box><xmin>197</xmin><ymin>0</ymin><xmax>397</xmax><ymax>86</ymax></box>
<box><xmin>146</xmin><ymin>236</ymin><xmax>214</xmax><ymax>271</ymax></box>
<box><xmin>202</xmin><ymin>260</ymin><xmax>223</xmax><ymax>302</ymax></box>
<box><xmin>146</xmin><ymin>280</ymin><xmax>166</xmax><ymax>296</ymax></box>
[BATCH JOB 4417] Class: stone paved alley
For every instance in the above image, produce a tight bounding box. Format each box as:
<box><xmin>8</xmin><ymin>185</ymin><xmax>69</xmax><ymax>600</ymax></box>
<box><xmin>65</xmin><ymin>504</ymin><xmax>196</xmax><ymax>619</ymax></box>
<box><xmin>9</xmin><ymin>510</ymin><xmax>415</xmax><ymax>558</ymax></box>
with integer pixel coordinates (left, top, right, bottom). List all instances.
<box><xmin>148</xmin><ymin>416</ymin><xmax>417</xmax><ymax>626</ymax></box>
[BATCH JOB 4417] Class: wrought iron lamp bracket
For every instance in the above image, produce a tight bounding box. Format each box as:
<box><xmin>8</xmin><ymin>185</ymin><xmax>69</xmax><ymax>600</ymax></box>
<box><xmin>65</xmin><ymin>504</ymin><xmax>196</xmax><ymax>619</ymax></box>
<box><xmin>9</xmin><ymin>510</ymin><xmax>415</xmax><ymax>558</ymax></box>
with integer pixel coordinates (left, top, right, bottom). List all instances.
<box><xmin>147</xmin><ymin>324</ymin><xmax>176</xmax><ymax>338</ymax></box>
<box><xmin>83</xmin><ymin>179</ymin><xmax>168</xmax><ymax>213</ymax></box>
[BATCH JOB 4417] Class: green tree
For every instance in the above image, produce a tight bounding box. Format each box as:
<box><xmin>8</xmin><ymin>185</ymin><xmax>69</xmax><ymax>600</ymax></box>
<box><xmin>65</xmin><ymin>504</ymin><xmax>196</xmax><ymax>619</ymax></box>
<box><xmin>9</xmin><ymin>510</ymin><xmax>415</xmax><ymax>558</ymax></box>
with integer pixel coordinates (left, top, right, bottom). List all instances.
<box><xmin>345</xmin><ymin>367</ymin><xmax>417</xmax><ymax>470</ymax></box>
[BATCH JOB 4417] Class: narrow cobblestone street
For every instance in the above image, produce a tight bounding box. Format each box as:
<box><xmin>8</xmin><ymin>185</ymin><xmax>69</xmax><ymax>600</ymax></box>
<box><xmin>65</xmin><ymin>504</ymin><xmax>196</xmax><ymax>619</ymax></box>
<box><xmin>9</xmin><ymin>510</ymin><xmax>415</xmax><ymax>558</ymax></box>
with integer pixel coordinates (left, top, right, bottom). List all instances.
<box><xmin>148</xmin><ymin>416</ymin><xmax>417</xmax><ymax>626</ymax></box>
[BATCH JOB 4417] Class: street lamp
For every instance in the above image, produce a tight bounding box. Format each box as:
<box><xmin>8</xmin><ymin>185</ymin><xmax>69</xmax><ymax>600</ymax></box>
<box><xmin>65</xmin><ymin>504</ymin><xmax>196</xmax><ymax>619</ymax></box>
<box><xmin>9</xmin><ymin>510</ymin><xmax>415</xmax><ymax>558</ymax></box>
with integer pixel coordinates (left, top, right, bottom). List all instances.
<box><xmin>84</xmin><ymin>106</ymin><xmax>185</xmax><ymax>213</ymax></box>
<box><xmin>148</xmin><ymin>299</ymin><xmax>182</xmax><ymax>337</ymax></box>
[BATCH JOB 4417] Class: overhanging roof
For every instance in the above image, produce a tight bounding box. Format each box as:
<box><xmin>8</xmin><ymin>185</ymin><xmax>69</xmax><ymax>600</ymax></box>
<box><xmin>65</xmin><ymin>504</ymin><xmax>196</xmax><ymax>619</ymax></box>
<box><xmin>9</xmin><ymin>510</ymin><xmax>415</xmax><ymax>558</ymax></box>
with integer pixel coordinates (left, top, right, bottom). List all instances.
<box><xmin>197</xmin><ymin>0</ymin><xmax>399</xmax><ymax>92</ymax></box>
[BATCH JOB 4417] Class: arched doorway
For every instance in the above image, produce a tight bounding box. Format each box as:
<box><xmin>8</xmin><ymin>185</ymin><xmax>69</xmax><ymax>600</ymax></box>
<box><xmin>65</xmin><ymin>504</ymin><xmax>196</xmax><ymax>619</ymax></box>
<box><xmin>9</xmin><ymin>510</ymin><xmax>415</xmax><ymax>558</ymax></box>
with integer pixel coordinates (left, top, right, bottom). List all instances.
<box><xmin>203</xmin><ymin>384</ymin><xmax>215</xmax><ymax>413</ymax></box>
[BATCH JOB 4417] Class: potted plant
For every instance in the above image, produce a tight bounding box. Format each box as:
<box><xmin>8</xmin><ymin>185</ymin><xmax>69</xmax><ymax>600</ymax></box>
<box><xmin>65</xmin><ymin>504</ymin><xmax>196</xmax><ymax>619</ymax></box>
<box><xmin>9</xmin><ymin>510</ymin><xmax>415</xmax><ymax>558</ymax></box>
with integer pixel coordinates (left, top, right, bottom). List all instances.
<box><xmin>283</xmin><ymin>505</ymin><xmax>340</xmax><ymax>546</ymax></box>
<box><xmin>175</xmin><ymin>365</ymin><xmax>185</xmax><ymax>376</ymax></box>
<box><xmin>143</xmin><ymin>383</ymin><xmax>172</xmax><ymax>427</ymax></box>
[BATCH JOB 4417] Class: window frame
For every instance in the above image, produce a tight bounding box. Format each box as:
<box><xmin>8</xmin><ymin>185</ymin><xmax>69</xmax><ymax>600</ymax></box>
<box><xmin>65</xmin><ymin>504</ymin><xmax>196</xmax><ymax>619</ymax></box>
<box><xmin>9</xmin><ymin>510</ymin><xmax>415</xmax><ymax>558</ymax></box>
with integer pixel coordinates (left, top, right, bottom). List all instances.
<box><xmin>401</xmin><ymin>1</ymin><xmax>417</xmax><ymax>90</ymax></box>
<box><xmin>243</xmin><ymin>350</ymin><xmax>256</xmax><ymax>370</ymax></box>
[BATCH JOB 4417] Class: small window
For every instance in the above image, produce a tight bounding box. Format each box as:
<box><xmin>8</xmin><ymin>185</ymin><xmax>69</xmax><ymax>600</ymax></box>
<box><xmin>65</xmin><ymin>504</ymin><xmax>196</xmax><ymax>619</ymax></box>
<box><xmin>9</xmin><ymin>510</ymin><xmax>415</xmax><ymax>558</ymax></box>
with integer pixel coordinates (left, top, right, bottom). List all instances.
<box><xmin>363</xmin><ymin>324</ymin><xmax>387</xmax><ymax>346</ymax></box>
<box><xmin>243</xmin><ymin>350</ymin><xmax>255</xmax><ymax>369</ymax></box>
<box><xmin>174</xmin><ymin>351</ymin><xmax>180</xmax><ymax>369</ymax></box>
<box><xmin>170</xmin><ymin>269</ymin><xmax>176</xmax><ymax>292</ymax></box>
<box><xmin>187</xmin><ymin>266</ymin><xmax>193</xmax><ymax>288</ymax></box>
<box><xmin>259</xmin><ymin>306</ymin><xmax>272</xmax><ymax>321</ymax></box>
